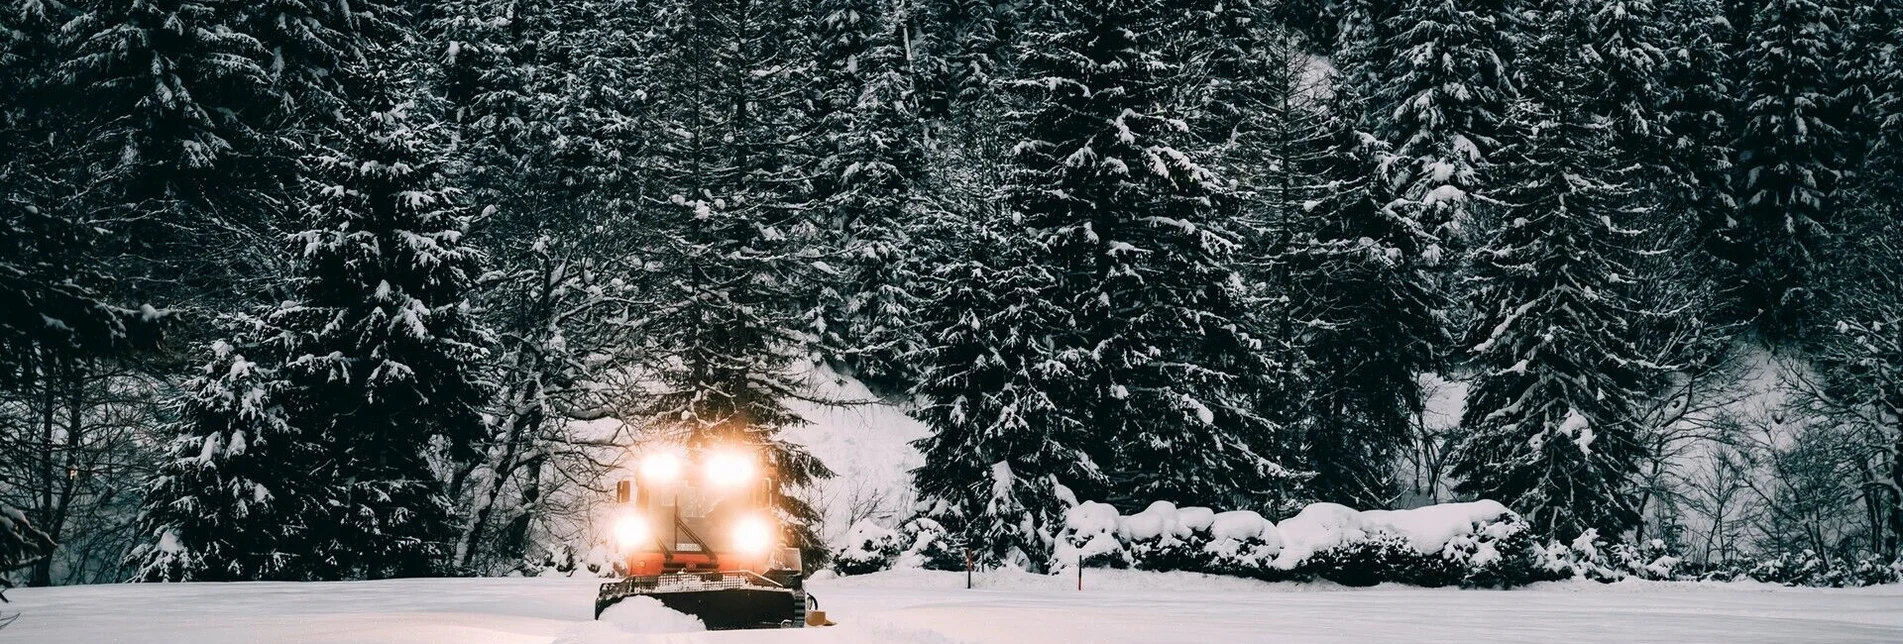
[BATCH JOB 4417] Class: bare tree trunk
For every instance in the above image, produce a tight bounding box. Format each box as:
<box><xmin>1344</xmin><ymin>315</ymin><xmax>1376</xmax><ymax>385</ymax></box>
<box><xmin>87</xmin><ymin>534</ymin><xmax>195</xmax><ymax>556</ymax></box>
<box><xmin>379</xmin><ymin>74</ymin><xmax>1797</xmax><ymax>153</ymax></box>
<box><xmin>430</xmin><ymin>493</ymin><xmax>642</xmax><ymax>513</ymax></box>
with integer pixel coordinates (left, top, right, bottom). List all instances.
<box><xmin>29</xmin><ymin>358</ymin><xmax>54</xmax><ymax>588</ymax></box>
<box><xmin>456</xmin><ymin>399</ymin><xmax>538</xmax><ymax>570</ymax></box>
<box><xmin>1888</xmin><ymin>428</ymin><xmax>1903</xmax><ymax>557</ymax></box>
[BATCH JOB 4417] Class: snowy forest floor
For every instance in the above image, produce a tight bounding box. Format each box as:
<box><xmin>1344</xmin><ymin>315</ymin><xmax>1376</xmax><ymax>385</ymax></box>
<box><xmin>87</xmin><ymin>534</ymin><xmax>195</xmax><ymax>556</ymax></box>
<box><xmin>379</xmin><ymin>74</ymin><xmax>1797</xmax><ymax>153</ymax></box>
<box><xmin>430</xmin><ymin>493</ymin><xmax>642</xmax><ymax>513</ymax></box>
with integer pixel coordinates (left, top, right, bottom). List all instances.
<box><xmin>8</xmin><ymin>569</ymin><xmax>1901</xmax><ymax>643</ymax></box>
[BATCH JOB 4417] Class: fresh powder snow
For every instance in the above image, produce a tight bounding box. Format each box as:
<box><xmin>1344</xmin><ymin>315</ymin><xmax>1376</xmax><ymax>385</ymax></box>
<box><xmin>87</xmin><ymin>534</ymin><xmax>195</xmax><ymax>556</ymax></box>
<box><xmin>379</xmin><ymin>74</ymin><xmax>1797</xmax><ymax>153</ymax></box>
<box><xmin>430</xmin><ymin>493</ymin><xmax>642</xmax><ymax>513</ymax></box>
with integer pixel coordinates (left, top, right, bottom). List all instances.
<box><xmin>6</xmin><ymin>570</ymin><xmax>1901</xmax><ymax>643</ymax></box>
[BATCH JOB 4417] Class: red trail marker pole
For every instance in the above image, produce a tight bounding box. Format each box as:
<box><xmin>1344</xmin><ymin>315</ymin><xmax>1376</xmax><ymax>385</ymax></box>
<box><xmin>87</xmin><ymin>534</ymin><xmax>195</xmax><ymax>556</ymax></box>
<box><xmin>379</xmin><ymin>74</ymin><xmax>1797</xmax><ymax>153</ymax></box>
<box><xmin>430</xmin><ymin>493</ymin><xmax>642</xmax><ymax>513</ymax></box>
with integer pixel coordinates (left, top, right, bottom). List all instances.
<box><xmin>965</xmin><ymin>547</ymin><xmax>973</xmax><ymax>590</ymax></box>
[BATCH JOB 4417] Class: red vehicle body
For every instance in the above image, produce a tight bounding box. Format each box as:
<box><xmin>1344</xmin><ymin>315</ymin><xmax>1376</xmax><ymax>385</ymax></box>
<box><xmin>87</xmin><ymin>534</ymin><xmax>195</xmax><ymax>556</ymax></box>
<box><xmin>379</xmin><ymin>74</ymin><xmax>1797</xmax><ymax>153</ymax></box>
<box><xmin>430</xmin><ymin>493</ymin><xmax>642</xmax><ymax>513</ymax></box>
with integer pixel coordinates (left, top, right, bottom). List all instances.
<box><xmin>592</xmin><ymin>448</ymin><xmax>824</xmax><ymax>629</ymax></box>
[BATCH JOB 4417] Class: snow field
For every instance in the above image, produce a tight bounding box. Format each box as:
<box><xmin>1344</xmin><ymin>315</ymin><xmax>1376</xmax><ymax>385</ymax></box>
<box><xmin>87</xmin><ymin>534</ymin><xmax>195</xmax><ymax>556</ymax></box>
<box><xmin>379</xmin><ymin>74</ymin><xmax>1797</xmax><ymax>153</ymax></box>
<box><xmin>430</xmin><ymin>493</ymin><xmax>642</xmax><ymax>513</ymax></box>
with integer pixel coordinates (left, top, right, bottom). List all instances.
<box><xmin>6</xmin><ymin>570</ymin><xmax>1902</xmax><ymax>643</ymax></box>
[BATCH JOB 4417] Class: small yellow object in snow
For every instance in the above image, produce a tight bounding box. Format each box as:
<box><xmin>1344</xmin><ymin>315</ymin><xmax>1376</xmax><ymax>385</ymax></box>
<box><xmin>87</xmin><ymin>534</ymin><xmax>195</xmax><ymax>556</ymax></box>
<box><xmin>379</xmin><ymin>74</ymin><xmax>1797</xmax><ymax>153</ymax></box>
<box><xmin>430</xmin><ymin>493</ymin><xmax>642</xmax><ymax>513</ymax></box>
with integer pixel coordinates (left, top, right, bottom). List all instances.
<box><xmin>806</xmin><ymin>610</ymin><xmax>836</xmax><ymax>627</ymax></box>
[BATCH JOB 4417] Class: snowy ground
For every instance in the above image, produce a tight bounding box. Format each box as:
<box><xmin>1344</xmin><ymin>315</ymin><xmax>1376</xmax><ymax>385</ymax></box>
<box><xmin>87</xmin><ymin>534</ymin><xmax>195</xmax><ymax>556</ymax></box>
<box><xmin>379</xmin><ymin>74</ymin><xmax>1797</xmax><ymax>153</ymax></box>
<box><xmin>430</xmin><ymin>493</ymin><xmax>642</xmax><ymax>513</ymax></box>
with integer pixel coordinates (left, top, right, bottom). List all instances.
<box><xmin>8</xmin><ymin>569</ymin><xmax>1901</xmax><ymax>643</ymax></box>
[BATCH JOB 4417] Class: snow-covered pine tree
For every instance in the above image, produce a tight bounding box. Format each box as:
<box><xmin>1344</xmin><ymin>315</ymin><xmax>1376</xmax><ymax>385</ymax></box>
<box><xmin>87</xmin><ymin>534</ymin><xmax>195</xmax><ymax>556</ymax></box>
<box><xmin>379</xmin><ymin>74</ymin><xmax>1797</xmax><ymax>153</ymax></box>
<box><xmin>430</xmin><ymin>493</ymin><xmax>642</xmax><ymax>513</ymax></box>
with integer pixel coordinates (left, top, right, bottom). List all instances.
<box><xmin>906</xmin><ymin>207</ymin><xmax>1098</xmax><ymax>572</ymax></box>
<box><xmin>1799</xmin><ymin>17</ymin><xmax>1903</xmax><ymax>545</ymax></box>
<box><xmin>1284</xmin><ymin>0</ymin><xmax>1449</xmax><ymax>508</ymax></box>
<box><xmin>2</xmin><ymin>1</ymin><xmax>170</xmax><ymax>587</ymax></box>
<box><xmin>62</xmin><ymin>0</ymin><xmax>272</xmax><ymax>206</ymax></box>
<box><xmin>1729</xmin><ymin>0</ymin><xmax>1852</xmax><ymax>338</ymax></box>
<box><xmin>812</xmin><ymin>0</ymin><xmax>882</xmax><ymax>135</ymax></box>
<box><xmin>238</xmin><ymin>0</ymin><xmax>363</xmax><ymax>135</ymax></box>
<box><xmin>1863</xmin><ymin>4</ymin><xmax>1903</xmax><ymax>203</ymax></box>
<box><xmin>1004</xmin><ymin>0</ymin><xmax>1291</xmax><ymax>508</ymax></box>
<box><xmin>912</xmin><ymin>0</ymin><xmax>1020</xmax><ymax>121</ymax></box>
<box><xmin>1450</xmin><ymin>0</ymin><xmax>1660</xmax><ymax>543</ymax></box>
<box><xmin>809</xmin><ymin>0</ymin><xmax>931</xmax><ymax>390</ymax></box>
<box><xmin>0</xmin><ymin>0</ymin><xmax>174</xmax><ymax>370</ymax></box>
<box><xmin>1288</xmin><ymin>92</ymin><xmax>1443</xmax><ymax>509</ymax></box>
<box><xmin>53</xmin><ymin>0</ymin><xmax>302</xmax><ymax>308</ymax></box>
<box><xmin>1186</xmin><ymin>0</ymin><xmax>1325</xmax><ymax>456</ymax></box>
<box><xmin>1803</xmin><ymin>14</ymin><xmax>1903</xmax><ymax>545</ymax></box>
<box><xmin>129</xmin><ymin>336</ymin><xmax>316</xmax><ymax>581</ymax></box>
<box><xmin>260</xmin><ymin>13</ymin><xmax>493</xmax><ymax>577</ymax></box>
<box><xmin>1835</xmin><ymin>1</ymin><xmax>1895</xmax><ymax>173</ymax></box>
<box><xmin>634</xmin><ymin>0</ymin><xmax>834</xmax><ymax>563</ymax></box>
<box><xmin>1374</xmin><ymin>0</ymin><xmax>1513</xmax><ymax>259</ymax></box>
<box><xmin>79</xmin><ymin>1</ymin><xmax>463</xmax><ymax>584</ymax></box>
<box><xmin>1658</xmin><ymin>0</ymin><xmax>1737</xmax><ymax>272</ymax></box>
<box><xmin>431</xmin><ymin>0</ymin><xmax>652</xmax><ymax>573</ymax></box>
<box><xmin>1576</xmin><ymin>0</ymin><xmax>1670</xmax><ymax>164</ymax></box>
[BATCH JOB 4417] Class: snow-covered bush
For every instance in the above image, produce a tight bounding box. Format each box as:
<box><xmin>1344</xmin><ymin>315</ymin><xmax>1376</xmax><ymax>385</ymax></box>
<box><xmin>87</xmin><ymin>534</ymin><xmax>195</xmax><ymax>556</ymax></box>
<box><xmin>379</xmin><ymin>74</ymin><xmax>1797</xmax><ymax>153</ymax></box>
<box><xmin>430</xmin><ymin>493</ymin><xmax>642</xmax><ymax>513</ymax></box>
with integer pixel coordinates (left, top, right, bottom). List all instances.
<box><xmin>1746</xmin><ymin>551</ymin><xmax>1832</xmax><ymax>586</ymax></box>
<box><xmin>1056</xmin><ymin>502</ymin><xmax>1132</xmax><ymax>569</ymax></box>
<box><xmin>1269</xmin><ymin>503</ymin><xmax>1364</xmax><ymax>570</ymax></box>
<box><xmin>1071</xmin><ymin>502</ymin><xmax>1287</xmax><ymax>576</ymax></box>
<box><xmin>893</xmin><ymin>517</ymin><xmax>964</xmax><ymax>571</ymax></box>
<box><xmin>1448</xmin><ymin>515</ymin><xmax>1566</xmax><ymax>588</ymax></box>
<box><xmin>1203</xmin><ymin>511</ymin><xmax>1283</xmax><ymax>577</ymax></box>
<box><xmin>1847</xmin><ymin>556</ymin><xmax>1903</xmax><ymax>586</ymax></box>
<box><xmin>831</xmin><ymin>520</ymin><xmax>904</xmax><ymax>576</ymax></box>
<box><xmin>1742</xmin><ymin>551</ymin><xmax>1903</xmax><ymax>587</ymax></box>
<box><xmin>1122</xmin><ymin>502</ymin><xmax>1210</xmax><ymax>572</ymax></box>
<box><xmin>1292</xmin><ymin>502</ymin><xmax>1550</xmax><ymax>588</ymax></box>
<box><xmin>1609</xmin><ymin>539</ymin><xmax>1681</xmax><ymax>581</ymax></box>
<box><xmin>1524</xmin><ymin>529</ymin><xmax>1627</xmax><ymax>582</ymax></box>
<box><xmin>524</xmin><ymin>543</ymin><xmax>618</xmax><ymax>578</ymax></box>
<box><xmin>1057</xmin><ymin>499</ymin><xmax>1556</xmax><ymax>588</ymax></box>
<box><xmin>1527</xmin><ymin>530</ymin><xmax>1690</xmax><ymax>583</ymax></box>
<box><xmin>1303</xmin><ymin>534</ymin><xmax>1464</xmax><ymax>586</ymax></box>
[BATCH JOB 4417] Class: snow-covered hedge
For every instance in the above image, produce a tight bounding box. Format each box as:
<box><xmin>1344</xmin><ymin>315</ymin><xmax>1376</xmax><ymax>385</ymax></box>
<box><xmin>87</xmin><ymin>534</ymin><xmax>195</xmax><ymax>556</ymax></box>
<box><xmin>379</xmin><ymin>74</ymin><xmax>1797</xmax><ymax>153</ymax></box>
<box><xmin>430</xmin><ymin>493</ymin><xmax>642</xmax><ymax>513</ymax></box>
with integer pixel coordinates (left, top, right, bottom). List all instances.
<box><xmin>831</xmin><ymin>500</ymin><xmax>1903</xmax><ymax>588</ymax></box>
<box><xmin>838</xmin><ymin>499</ymin><xmax>1576</xmax><ymax>588</ymax></box>
<box><xmin>1054</xmin><ymin>502</ymin><xmax>1717</xmax><ymax>588</ymax></box>
<box><xmin>1727</xmin><ymin>551</ymin><xmax>1903</xmax><ymax>587</ymax></box>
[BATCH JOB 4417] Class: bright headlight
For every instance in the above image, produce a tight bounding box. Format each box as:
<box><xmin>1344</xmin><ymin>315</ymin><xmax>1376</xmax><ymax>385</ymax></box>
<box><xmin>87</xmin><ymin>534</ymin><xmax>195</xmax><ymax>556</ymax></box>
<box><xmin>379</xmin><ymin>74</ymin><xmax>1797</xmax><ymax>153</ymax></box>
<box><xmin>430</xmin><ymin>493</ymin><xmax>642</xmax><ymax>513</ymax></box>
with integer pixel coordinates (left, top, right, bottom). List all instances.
<box><xmin>613</xmin><ymin>514</ymin><xmax>648</xmax><ymax>550</ymax></box>
<box><xmin>703</xmin><ymin>449</ymin><xmax>756</xmax><ymax>487</ymax></box>
<box><xmin>731</xmin><ymin>515</ymin><xmax>773</xmax><ymax>554</ymax></box>
<box><xmin>640</xmin><ymin>451</ymin><xmax>682</xmax><ymax>482</ymax></box>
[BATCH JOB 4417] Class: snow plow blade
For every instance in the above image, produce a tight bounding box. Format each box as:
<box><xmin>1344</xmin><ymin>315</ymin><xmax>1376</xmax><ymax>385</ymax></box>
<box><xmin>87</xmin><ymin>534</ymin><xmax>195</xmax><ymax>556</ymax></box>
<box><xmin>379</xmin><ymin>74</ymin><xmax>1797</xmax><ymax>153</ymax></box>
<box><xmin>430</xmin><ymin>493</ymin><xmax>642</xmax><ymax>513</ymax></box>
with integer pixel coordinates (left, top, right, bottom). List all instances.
<box><xmin>595</xmin><ymin>574</ymin><xmax>813</xmax><ymax>630</ymax></box>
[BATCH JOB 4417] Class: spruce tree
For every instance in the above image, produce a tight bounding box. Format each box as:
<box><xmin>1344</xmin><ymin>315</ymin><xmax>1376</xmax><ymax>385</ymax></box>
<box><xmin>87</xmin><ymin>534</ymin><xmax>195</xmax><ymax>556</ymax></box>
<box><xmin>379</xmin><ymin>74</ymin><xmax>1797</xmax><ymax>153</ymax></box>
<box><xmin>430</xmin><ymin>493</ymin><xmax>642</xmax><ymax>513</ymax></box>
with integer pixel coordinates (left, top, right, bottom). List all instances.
<box><xmin>129</xmin><ymin>337</ymin><xmax>315</xmax><ymax>581</ymax></box>
<box><xmin>1375</xmin><ymin>0</ymin><xmax>1513</xmax><ymax>258</ymax></box>
<box><xmin>1577</xmin><ymin>0</ymin><xmax>1670</xmax><ymax>159</ymax></box>
<box><xmin>3</xmin><ymin>0</ymin><xmax>167</xmax><ymax>583</ymax></box>
<box><xmin>1188</xmin><ymin>0</ymin><xmax>1325</xmax><ymax>477</ymax></box>
<box><xmin>56</xmin><ymin>0</ymin><xmax>294</xmax><ymax>306</ymax></box>
<box><xmin>1287</xmin><ymin>0</ymin><xmax>1449</xmax><ymax>508</ymax></box>
<box><xmin>286</xmin><ymin>48</ymin><xmax>492</xmax><ymax>578</ymax></box>
<box><xmin>0</xmin><ymin>0</ymin><xmax>168</xmax><ymax>375</ymax></box>
<box><xmin>1005</xmin><ymin>0</ymin><xmax>1290</xmax><ymax>508</ymax></box>
<box><xmin>1450</xmin><ymin>0</ymin><xmax>1658</xmax><ymax>542</ymax></box>
<box><xmin>239</xmin><ymin>0</ymin><xmax>363</xmax><ymax>132</ymax></box>
<box><xmin>1290</xmin><ymin>90</ymin><xmax>1446</xmax><ymax>509</ymax></box>
<box><xmin>1659</xmin><ymin>0</ymin><xmax>1737</xmax><ymax>272</ymax></box>
<box><xmin>1729</xmin><ymin>0</ymin><xmax>1851</xmax><ymax>337</ymax></box>
<box><xmin>912</xmin><ymin>0</ymin><xmax>1019</xmax><ymax>121</ymax></box>
<box><xmin>63</xmin><ymin>0</ymin><xmax>272</xmax><ymax>205</ymax></box>
<box><xmin>431</xmin><ymin>0</ymin><xmax>652</xmax><ymax>572</ymax></box>
<box><xmin>907</xmin><ymin>209</ymin><xmax>1098</xmax><ymax>572</ymax></box>
<box><xmin>810</xmin><ymin>0</ymin><xmax>930</xmax><ymax>389</ymax></box>
<box><xmin>1809</xmin><ymin>10</ymin><xmax>1903</xmax><ymax>546</ymax></box>
<box><xmin>134</xmin><ymin>3</ymin><xmax>493</xmax><ymax>579</ymax></box>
